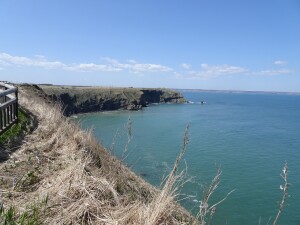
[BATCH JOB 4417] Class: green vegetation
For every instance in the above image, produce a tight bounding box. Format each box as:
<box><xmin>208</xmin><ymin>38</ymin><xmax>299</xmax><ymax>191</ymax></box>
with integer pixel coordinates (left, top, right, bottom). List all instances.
<box><xmin>0</xmin><ymin>196</ymin><xmax>48</xmax><ymax>225</ymax></box>
<box><xmin>0</xmin><ymin>109</ymin><xmax>29</xmax><ymax>145</ymax></box>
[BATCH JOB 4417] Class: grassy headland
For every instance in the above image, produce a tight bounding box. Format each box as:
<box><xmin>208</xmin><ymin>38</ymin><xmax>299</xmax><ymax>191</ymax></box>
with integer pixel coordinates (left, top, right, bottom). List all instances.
<box><xmin>20</xmin><ymin>84</ymin><xmax>186</xmax><ymax>116</ymax></box>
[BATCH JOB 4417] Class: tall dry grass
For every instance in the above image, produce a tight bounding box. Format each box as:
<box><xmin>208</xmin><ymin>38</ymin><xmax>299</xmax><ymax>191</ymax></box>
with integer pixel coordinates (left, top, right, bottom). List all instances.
<box><xmin>0</xmin><ymin>86</ymin><xmax>195</xmax><ymax>224</ymax></box>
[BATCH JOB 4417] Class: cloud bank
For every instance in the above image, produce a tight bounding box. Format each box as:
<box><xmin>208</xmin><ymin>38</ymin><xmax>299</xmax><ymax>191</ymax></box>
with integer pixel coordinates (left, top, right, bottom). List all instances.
<box><xmin>0</xmin><ymin>52</ymin><xmax>293</xmax><ymax>80</ymax></box>
<box><xmin>0</xmin><ymin>53</ymin><xmax>172</xmax><ymax>74</ymax></box>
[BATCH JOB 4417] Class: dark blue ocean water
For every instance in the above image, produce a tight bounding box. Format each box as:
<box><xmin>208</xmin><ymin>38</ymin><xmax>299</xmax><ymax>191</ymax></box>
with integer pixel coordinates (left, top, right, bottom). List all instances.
<box><xmin>76</xmin><ymin>91</ymin><xmax>300</xmax><ymax>225</ymax></box>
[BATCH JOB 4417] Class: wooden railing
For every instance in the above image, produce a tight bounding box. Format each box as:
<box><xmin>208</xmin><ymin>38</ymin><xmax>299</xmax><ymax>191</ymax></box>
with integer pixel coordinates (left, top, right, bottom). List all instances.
<box><xmin>0</xmin><ymin>82</ymin><xmax>18</xmax><ymax>134</ymax></box>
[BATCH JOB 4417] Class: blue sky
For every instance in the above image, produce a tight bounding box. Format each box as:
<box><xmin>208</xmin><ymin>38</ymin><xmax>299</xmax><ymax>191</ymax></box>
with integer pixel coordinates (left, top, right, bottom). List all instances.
<box><xmin>0</xmin><ymin>0</ymin><xmax>299</xmax><ymax>92</ymax></box>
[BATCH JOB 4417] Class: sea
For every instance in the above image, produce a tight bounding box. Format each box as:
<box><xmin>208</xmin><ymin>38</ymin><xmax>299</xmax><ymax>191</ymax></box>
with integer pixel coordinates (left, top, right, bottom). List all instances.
<box><xmin>75</xmin><ymin>91</ymin><xmax>300</xmax><ymax>225</ymax></box>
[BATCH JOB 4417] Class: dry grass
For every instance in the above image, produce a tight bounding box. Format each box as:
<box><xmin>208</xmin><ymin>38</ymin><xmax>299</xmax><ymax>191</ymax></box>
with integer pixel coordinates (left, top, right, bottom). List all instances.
<box><xmin>272</xmin><ymin>163</ymin><xmax>289</xmax><ymax>225</ymax></box>
<box><xmin>192</xmin><ymin>168</ymin><xmax>235</xmax><ymax>225</ymax></box>
<box><xmin>140</xmin><ymin>125</ymin><xmax>190</xmax><ymax>225</ymax></box>
<box><xmin>0</xmin><ymin>86</ymin><xmax>194</xmax><ymax>224</ymax></box>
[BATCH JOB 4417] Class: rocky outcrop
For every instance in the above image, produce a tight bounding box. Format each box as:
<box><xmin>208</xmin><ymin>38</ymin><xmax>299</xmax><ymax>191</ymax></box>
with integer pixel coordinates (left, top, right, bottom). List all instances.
<box><xmin>20</xmin><ymin>84</ymin><xmax>186</xmax><ymax>116</ymax></box>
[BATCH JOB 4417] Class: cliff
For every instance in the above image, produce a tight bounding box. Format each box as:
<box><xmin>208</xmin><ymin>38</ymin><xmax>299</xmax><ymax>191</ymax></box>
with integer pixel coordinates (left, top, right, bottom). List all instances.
<box><xmin>21</xmin><ymin>84</ymin><xmax>186</xmax><ymax>116</ymax></box>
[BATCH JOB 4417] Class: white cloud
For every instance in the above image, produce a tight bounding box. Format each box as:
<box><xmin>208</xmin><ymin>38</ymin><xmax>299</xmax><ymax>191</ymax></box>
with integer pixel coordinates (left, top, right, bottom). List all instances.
<box><xmin>0</xmin><ymin>53</ymin><xmax>66</xmax><ymax>69</ymax></box>
<box><xmin>274</xmin><ymin>60</ymin><xmax>288</xmax><ymax>66</ymax></box>
<box><xmin>184</xmin><ymin>62</ymin><xmax>293</xmax><ymax>79</ymax></box>
<box><xmin>0</xmin><ymin>53</ymin><xmax>173</xmax><ymax>74</ymax></box>
<box><xmin>66</xmin><ymin>63</ymin><xmax>122</xmax><ymax>72</ymax></box>
<box><xmin>102</xmin><ymin>57</ymin><xmax>173</xmax><ymax>74</ymax></box>
<box><xmin>181</xmin><ymin>63</ymin><xmax>191</xmax><ymax>69</ymax></box>
<box><xmin>130</xmin><ymin>63</ymin><xmax>172</xmax><ymax>73</ymax></box>
<box><xmin>251</xmin><ymin>69</ymin><xmax>292</xmax><ymax>76</ymax></box>
<box><xmin>187</xmin><ymin>64</ymin><xmax>247</xmax><ymax>79</ymax></box>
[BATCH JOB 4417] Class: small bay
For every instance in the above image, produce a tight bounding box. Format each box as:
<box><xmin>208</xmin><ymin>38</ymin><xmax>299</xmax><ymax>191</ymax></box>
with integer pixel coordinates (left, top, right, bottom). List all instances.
<box><xmin>76</xmin><ymin>91</ymin><xmax>300</xmax><ymax>225</ymax></box>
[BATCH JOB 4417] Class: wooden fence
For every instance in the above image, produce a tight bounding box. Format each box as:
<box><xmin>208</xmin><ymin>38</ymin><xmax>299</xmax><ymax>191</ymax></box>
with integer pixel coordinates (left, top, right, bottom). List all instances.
<box><xmin>0</xmin><ymin>82</ymin><xmax>18</xmax><ymax>134</ymax></box>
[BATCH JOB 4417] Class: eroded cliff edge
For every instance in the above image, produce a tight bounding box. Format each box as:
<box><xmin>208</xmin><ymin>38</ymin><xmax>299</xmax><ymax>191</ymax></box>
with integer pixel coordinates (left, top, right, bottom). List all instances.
<box><xmin>21</xmin><ymin>84</ymin><xmax>186</xmax><ymax>116</ymax></box>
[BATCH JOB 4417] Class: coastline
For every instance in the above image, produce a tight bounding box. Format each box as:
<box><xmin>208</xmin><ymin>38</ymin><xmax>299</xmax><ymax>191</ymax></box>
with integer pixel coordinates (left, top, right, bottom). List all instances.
<box><xmin>178</xmin><ymin>88</ymin><xmax>300</xmax><ymax>95</ymax></box>
<box><xmin>0</xmin><ymin>84</ymin><xmax>195</xmax><ymax>224</ymax></box>
<box><xmin>19</xmin><ymin>84</ymin><xmax>187</xmax><ymax>116</ymax></box>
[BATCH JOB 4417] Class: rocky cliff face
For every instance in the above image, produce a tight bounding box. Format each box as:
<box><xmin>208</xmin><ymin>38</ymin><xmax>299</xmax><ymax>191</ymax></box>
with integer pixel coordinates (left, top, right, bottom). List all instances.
<box><xmin>21</xmin><ymin>85</ymin><xmax>186</xmax><ymax>116</ymax></box>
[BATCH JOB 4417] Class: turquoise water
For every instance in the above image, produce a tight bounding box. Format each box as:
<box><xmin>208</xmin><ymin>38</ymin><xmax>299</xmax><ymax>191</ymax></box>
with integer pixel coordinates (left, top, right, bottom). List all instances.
<box><xmin>76</xmin><ymin>91</ymin><xmax>300</xmax><ymax>225</ymax></box>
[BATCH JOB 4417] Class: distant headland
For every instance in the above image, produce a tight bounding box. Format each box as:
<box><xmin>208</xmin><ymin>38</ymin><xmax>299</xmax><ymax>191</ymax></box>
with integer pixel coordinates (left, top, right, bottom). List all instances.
<box><xmin>20</xmin><ymin>84</ymin><xmax>186</xmax><ymax>116</ymax></box>
<box><xmin>178</xmin><ymin>88</ymin><xmax>300</xmax><ymax>95</ymax></box>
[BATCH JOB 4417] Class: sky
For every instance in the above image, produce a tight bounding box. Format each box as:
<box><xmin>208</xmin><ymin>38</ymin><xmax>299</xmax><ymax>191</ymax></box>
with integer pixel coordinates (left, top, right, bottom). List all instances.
<box><xmin>0</xmin><ymin>0</ymin><xmax>299</xmax><ymax>92</ymax></box>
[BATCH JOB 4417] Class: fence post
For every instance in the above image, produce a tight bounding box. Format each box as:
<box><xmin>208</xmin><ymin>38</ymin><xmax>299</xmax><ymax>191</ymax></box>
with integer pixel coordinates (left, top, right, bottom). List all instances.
<box><xmin>10</xmin><ymin>104</ymin><xmax>13</xmax><ymax>123</ymax></box>
<box><xmin>3</xmin><ymin>108</ymin><xmax>5</xmax><ymax>127</ymax></box>
<box><xmin>16</xmin><ymin>87</ymin><xmax>18</xmax><ymax>123</ymax></box>
<box><xmin>0</xmin><ymin>83</ymin><xmax>19</xmax><ymax>134</ymax></box>
<box><xmin>0</xmin><ymin>109</ymin><xmax>2</xmax><ymax>130</ymax></box>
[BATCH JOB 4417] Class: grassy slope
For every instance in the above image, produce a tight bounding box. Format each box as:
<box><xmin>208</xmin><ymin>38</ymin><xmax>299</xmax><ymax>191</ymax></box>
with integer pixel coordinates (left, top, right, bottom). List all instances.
<box><xmin>0</xmin><ymin>110</ymin><xmax>29</xmax><ymax>145</ymax></box>
<box><xmin>0</xmin><ymin>86</ymin><xmax>195</xmax><ymax>224</ymax></box>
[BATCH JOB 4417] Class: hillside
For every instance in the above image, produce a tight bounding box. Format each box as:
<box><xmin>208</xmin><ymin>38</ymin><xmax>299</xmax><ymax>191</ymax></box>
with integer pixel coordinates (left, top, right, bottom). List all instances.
<box><xmin>0</xmin><ymin>85</ymin><xmax>195</xmax><ymax>224</ymax></box>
